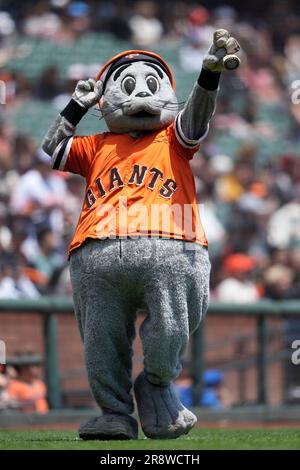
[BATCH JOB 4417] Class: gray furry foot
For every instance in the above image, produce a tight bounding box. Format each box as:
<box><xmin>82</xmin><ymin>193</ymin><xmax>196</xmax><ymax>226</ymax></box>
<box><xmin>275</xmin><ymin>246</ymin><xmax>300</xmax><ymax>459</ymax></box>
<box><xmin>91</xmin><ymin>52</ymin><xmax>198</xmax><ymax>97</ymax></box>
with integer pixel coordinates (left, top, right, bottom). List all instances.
<box><xmin>134</xmin><ymin>372</ymin><xmax>196</xmax><ymax>439</ymax></box>
<box><xmin>79</xmin><ymin>413</ymin><xmax>138</xmax><ymax>440</ymax></box>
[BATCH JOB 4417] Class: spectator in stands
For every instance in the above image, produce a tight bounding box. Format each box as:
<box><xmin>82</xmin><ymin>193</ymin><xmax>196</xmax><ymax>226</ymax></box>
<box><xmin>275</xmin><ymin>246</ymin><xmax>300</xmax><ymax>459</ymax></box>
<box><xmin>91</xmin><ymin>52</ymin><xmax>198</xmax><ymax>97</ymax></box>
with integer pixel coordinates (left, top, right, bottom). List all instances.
<box><xmin>175</xmin><ymin>367</ymin><xmax>232</xmax><ymax>409</ymax></box>
<box><xmin>7</xmin><ymin>360</ymin><xmax>48</xmax><ymax>413</ymax></box>
<box><xmin>267</xmin><ymin>185</ymin><xmax>300</xmax><ymax>249</ymax></box>
<box><xmin>129</xmin><ymin>1</ymin><xmax>163</xmax><ymax>48</ymax></box>
<box><xmin>57</xmin><ymin>1</ymin><xmax>91</xmax><ymax>43</ymax></box>
<box><xmin>0</xmin><ymin>365</ymin><xmax>18</xmax><ymax>410</ymax></box>
<box><xmin>32</xmin><ymin>227</ymin><xmax>65</xmax><ymax>294</ymax></box>
<box><xmin>0</xmin><ymin>10</ymin><xmax>15</xmax><ymax>40</ymax></box>
<box><xmin>0</xmin><ymin>367</ymin><xmax>10</xmax><ymax>409</ymax></box>
<box><xmin>0</xmin><ymin>259</ymin><xmax>40</xmax><ymax>299</ymax></box>
<box><xmin>10</xmin><ymin>149</ymin><xmax>67</xmax><ymax>238</ymax></box>
<box><xmin>22</xmin><ymin>0</ymin><xmax>62</xmax><ymax>40</ymax></box>
<box><xmin>215</xmin><ymin>253</ymin><xmax>261</xmax><ymax>303</ymax></box>
<box><xmin>34</xmin><ymin>67</ymin><xmax>62</xmax><ymax>101</ymax></box>
<box><xmin>100</xmin><ymin>2</ymin><xmax>132</xmax><ymax>41</ymax></box>
<box><xmin>0</xmin><ymin>204</ymin><xmax>11</xmax><ymax>252</ymax></box>
<box><xmin>179</xmin><ymin>6</ymin><xmax>214</xmax><ymax>73</ymax></box>
<box><xmin>263</xmin><ymin>264</ymin><xmax>295</xmax><ymax>299</ymax></box>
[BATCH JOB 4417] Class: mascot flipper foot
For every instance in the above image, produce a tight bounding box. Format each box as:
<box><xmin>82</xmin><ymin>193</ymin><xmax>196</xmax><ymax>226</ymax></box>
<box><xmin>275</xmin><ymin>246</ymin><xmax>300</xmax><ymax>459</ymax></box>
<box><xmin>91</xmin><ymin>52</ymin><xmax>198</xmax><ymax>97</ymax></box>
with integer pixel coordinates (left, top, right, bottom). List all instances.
<box><xmin>79</xmin><ymin>413</ymin><xmax>138</xmax><ymax>440</ymax></box>
<box><xmin>134</xmin><ymin>372</ymin><xmax>196</xmax><ymax>439</ymax></box>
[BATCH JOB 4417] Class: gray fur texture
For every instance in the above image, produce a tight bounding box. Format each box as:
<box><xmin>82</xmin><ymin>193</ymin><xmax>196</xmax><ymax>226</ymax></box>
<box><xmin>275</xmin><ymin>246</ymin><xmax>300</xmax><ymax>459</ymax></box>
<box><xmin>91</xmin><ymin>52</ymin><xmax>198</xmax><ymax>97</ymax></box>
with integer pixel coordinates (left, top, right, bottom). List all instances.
<box><xmin>42</xmin><ymin>115</ymin><xmax>75</xmax><ymax>157</ymax></box>
<box><xmin>134</xmin><ymin>372</ymin><xmax>197</xmax><ymax>439</ymax></box>
<box><xmin>79</xmin><ymin>413</ymin><xmax>138</xmax><ymax>440</ymax></box>
<box><xmin>69</xmin><ymin>238</ymin><xmax>211</xmax><ymax>416</ymax></box>
<box><xmin>101</xmin><ymin>61</ymin><xmax>178</xmax><ymax>133</ymax></box>
<box><xmin>180</xmin><ymin>83</ymin><xmax>218</xmax><ymax>140</ymax></box>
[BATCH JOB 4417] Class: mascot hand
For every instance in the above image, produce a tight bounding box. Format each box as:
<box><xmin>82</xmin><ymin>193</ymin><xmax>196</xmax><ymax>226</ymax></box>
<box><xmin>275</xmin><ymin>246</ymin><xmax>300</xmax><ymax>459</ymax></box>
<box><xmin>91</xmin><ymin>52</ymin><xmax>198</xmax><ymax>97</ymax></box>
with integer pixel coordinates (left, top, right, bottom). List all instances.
<box><xmin>72</xmin><ymin>78</ymin><xmax>103</xmax><ymax>109</ymax></box>
<box><xmin>203</xmin><ymin>29</ymin><xmax>241</xmax><ymax>72</ymax></box>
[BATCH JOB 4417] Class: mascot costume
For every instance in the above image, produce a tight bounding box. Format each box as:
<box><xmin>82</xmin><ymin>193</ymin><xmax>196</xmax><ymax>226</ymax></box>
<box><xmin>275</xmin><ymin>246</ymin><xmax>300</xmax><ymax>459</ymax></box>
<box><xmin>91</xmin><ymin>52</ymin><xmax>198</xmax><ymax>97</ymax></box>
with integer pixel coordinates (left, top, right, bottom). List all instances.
<box><xmin>42</xmin><ymin>29</ymin><xmax>240</xmax><ymax>440</ymax></box>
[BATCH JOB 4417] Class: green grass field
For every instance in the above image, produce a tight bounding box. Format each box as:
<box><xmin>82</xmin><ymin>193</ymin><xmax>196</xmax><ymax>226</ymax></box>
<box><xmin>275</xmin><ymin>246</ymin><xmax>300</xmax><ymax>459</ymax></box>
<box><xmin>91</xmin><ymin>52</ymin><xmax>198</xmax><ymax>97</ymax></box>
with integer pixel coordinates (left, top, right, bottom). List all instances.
<box><xmin>0</xmin><ymin>429</ymin><xmax>299</xmax><ymax>450</ymax></box>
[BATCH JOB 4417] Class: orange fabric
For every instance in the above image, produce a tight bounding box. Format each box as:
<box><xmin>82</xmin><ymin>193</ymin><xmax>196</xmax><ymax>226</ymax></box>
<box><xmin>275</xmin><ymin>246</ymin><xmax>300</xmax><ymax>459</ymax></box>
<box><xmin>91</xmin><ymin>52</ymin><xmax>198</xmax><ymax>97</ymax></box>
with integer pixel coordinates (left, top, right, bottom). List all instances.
<box><xmin>63</xmin><ymin>124</ymin><xmax>208</xmax><ymax>254</ymax></box>
<box><xmin>250</xmin><ymin>182</ymin><xmax>267</xmax><ymax>197</ymax></box>
<box><xmin>8</xmin><ymin>379</ymin><xmax>48</xmax><ymax>413</ymax></box>
<box><xmin>22</xmin><ymin>267</ymin><xmax>49</xmax><ymax>285</ymax></box>
<box><xmin>224</xmin><ymin>254</ymin><xmax>255</xmax><ymax>274</ymax></box>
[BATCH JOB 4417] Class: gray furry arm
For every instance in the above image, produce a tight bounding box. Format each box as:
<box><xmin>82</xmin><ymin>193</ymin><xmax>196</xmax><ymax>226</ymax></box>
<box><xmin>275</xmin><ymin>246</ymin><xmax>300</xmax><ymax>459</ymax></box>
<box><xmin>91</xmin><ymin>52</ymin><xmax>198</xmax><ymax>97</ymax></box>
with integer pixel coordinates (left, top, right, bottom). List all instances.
<box><xmin>41</xmin><ymin>99</ymin><xmax>88</xmax><ymax>156</ymax></box>
<box><xmin>42</xmin><ymin>79</ymin><xmax>102</xmax><ymax>157</ymax></box>
<box><xmin>41</xmin><ymin>114</ymin><xmax>76</xmax><ymax>156</ymax></box>
<box><xmin>178</xmin><ymin>68</ymin><xmax>221</xmax><ymax>142</ymax></box>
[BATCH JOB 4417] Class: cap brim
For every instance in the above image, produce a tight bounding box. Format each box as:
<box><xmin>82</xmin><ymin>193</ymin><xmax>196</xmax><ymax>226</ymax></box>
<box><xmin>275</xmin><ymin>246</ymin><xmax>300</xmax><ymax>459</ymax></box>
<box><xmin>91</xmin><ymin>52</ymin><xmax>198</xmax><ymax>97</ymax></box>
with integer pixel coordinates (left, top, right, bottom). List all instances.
<box><xmin>96</xmin><ymin>49</ymin><xmax>175</xmax><ymax>90</ymax></box>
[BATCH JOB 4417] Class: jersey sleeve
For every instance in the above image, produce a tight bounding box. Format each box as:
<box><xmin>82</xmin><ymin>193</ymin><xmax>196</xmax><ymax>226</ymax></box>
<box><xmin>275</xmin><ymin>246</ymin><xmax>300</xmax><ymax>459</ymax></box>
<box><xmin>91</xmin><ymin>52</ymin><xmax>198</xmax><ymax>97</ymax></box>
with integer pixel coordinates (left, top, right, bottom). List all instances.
<box><xmin>51</xmin><ymin>135</ymin><xmax>95</xmax><ymax>177</ymax></box>
<box><xmin>171</xmin><ymin>112</ymin><xmax>209</xmax><ymax>159</ymax></box>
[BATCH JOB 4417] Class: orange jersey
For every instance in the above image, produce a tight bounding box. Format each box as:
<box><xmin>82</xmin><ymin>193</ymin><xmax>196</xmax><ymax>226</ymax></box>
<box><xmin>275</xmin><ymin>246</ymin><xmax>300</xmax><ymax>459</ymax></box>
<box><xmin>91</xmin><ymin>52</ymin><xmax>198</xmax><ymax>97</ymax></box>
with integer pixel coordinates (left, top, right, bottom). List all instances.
<box><xmin>52</xmin><ymin>122</ymin><xmax>208</xmax><ymax>254</ymax></box>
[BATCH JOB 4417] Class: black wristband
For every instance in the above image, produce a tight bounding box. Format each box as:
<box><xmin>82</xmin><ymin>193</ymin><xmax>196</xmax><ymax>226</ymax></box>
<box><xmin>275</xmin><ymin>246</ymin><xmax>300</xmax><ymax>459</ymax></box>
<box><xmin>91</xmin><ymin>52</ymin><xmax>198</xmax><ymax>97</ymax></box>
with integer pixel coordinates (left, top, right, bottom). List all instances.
<box><xmin>197</xmin><ymin>68</ymin><xmax>221</xmax><ymax>91</ymax></box>
<box><xmin>60</xmin><ymin>99</ymin><xmax>88</xmax><ymax>126</ymax></box>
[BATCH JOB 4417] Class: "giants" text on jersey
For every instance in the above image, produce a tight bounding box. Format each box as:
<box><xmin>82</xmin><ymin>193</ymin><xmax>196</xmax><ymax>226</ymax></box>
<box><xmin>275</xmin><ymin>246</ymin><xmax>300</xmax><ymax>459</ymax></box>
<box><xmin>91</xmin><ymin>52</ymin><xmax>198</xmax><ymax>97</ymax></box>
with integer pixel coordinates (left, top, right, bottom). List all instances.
<box><xmin>85</xmin><ymin>164</ymin><xmax>177</xmax><ymax>208</ymax></box>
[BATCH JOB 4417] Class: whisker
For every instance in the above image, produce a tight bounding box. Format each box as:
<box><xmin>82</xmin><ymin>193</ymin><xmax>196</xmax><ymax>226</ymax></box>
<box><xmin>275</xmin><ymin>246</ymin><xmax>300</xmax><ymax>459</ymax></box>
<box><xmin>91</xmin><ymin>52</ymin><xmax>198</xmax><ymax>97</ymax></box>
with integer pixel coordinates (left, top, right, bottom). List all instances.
<box><xmin>96</xmin><ymin>104</ymin><xmax>132</xmax><ymax>121</ymax></box>
<box><xmin>156</xmin><ymin>100</ymin><xmax>186</xmax><ymax>106</ymax></box>
<box><xmin>92</xmin><ymin>102</ymin><xmax>127</xmax><ymax>120</ymax></box>
<box><xmin>91</xmin><ymin>98</ymin><xmax>186</xmax><ymax>121</ymax></box>
<box><xmin>92</xmin><ymin>99</ymin><xmax>131</xmax><ymax>113</ymax></box>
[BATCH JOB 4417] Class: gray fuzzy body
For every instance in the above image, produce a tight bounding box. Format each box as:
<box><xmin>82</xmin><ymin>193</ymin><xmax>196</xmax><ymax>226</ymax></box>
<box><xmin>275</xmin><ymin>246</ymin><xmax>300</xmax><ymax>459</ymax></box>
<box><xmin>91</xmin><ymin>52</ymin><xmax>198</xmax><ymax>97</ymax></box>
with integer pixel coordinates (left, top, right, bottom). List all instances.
<box><xmin>69</xmin><ymin>237</ymin><xmax>210</xmax><ymax>415</ymax></box>
<box><xmin>41</xmin><ymin>55</ymin><xmax>216</xmax><ymax>436</ymax></box>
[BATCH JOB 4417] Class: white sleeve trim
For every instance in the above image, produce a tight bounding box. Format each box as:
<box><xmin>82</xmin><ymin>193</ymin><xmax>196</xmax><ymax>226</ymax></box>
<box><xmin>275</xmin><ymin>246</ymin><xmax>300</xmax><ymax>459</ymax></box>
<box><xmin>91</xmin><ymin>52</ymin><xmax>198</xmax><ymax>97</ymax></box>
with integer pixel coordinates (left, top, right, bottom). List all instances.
<box><xmin>51</xmin><ymin>136</ymin><xmax>74</xmax><ymax>171</ymax></box>
<box><xmin>198</xmin><ymin>123</ymin><xmax>210</xmax><ymax>142</ymax></box>
<box><xmin>174</xmin><ymin>111</ymin><xmax>209</xmax><ymax>148</ymax></box>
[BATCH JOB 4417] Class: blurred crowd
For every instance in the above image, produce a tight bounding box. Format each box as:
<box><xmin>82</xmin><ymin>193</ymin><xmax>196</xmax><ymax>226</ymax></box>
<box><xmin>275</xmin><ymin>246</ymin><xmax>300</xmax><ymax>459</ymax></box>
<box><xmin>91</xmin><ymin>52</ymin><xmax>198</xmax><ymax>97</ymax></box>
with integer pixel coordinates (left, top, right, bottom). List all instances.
<box><xmin>0</xmin><ymin>0</ymin><xmax>300</xmax><ymax>301</ymax></box>
<box><xmin>175</xmin><ymin>367</ymin><xmax>233</xmax><ymax>409</ymax></box>
<box><xmin>0</xmin><ymin>357</ymin><xmax>48</xmax><ymax>413</ymax></box>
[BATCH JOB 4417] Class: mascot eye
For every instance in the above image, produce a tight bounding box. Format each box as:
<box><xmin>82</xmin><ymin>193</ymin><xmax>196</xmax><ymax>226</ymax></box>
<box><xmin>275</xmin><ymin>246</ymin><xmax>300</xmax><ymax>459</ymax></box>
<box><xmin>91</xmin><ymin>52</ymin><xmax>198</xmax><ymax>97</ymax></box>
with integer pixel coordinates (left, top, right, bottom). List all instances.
<box><xmin>146</xmin><ymin>75</ymin><xmax>159</xmax><ymax>94</ymax></box>
<box><xmin>122</xmin><ymin>76</ymin><xmax>136</xmax><ymax>95</ymax></box>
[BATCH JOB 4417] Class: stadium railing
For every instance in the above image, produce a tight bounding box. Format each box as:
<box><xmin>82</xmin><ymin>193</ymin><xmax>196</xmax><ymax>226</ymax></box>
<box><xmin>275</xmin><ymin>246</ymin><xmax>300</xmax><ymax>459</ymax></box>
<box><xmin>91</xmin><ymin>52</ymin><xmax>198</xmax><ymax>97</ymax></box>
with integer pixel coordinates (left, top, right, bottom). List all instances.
<box><xmin>0</xmin><ymin>298</ymin><xmax>299</xmax><ymax>408</ymax></box>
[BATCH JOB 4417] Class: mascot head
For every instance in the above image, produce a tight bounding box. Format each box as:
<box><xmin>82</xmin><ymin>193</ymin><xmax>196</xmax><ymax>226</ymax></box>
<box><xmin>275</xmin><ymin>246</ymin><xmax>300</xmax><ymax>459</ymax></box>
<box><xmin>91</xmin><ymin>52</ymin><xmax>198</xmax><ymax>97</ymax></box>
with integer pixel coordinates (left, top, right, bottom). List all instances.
<box><xmin>96</xmin><ymin>50</ymin><xmax>178</xmax><ymax>133</ymax></box>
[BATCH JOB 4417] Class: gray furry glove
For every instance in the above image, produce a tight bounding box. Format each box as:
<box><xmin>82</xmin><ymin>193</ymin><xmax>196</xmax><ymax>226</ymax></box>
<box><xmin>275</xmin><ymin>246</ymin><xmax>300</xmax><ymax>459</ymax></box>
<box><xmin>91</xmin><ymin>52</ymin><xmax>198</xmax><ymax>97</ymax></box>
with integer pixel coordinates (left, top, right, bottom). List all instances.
<box><xmin>72</xmin><ymin>78</ymin><xmax>103</xmax><ymax>109</ymax></box>
<box><xmin>203</xmin><ymin>29</ymin><xmax>241</xmax><ymax>72</ymax></box>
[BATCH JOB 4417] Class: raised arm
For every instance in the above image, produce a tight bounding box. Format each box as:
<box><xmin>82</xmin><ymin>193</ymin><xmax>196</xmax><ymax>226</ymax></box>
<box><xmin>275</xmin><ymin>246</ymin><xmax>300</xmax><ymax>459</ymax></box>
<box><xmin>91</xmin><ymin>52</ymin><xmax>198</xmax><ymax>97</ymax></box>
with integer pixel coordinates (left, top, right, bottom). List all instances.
<box><xmin>42</xmin><ymin>79</ymin><xmax>103</xmax><ymax>157</ymax></box>
<box><xmin>178</xmin><ymin>29</ymin><xmax>240</xmax><ymax>143</ymax></box>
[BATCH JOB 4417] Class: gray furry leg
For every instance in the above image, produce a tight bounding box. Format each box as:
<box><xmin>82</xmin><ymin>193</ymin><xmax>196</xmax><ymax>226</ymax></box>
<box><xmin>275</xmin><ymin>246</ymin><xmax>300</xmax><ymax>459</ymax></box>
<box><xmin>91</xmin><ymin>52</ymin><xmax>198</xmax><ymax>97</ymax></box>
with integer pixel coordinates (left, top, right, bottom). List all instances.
<box><xmin>69</xmin><ymin>241</ymin><xmax>137</xmax><ymax>417</ymax></box>
<box><xmin>136</xmin><ymin>240</ymin><xmax>210</xmax><ymax>438</ymax></box>
<box><xmin>140</xmin><ymin>241</ymin><xmax>211</xmax><ymax>385</ymax></box>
